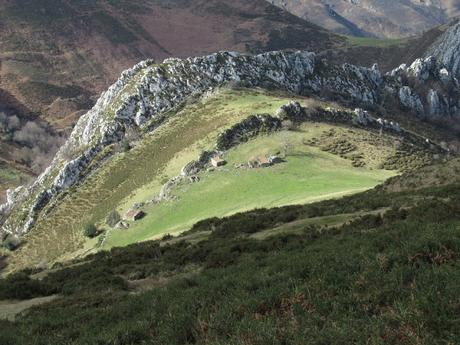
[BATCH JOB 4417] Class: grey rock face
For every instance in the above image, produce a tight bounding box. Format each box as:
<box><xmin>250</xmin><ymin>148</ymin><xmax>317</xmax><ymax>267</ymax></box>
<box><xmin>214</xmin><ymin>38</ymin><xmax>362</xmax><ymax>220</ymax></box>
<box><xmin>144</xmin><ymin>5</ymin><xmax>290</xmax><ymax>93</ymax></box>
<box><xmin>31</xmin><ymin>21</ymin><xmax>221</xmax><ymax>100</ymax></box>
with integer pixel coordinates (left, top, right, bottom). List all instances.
<box><xmin>276</xmin><ymin>101</ymin><xmax>306</xmax><ymax>121</ymax></box>
<box><xmin>0</xmin><ymin>186</ymin><xmax>24</xmax><ymax>221</ymax></box>
<box><xmin>406</xmin><ymin>57</ymin><xmax>437</xmax><ymax>81</ymax></box>
<box><xmin>387</xmin><ymin>56</ymin><xmax>460</xmax><ymax>118</ymax></box>
<box><xmin>354</xmin><ymin>108</ymin><xmax>374</xmax><ymax>126</ymax></box>
<box><xmin>427</xmin><ymin>19</ymin><xmax>460</xmax><ymax>80</ymax></box>
<box><xmin>426</xmin><ymin>89</ymin><xmax>452</xmax><ymax>118</ymax></box>
<box><xmin>398</xmin><ymin>86</ymin><xmax>424</xmax><ymax>114</ymax></box>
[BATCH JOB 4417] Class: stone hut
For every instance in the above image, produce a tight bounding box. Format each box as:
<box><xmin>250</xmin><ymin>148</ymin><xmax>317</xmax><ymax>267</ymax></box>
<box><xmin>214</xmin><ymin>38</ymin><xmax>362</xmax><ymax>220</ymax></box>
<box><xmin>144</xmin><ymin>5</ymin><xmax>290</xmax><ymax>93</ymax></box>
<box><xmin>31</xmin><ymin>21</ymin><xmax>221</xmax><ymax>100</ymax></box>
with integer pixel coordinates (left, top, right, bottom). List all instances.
<box><xmin>211</xmin><ymin>156</ymin><xmax>226</xmax><ymax>167</ymax></box>
<box><xmin>258</xmin><ymin>157</ymin><xmax>272</xmax><ymax>168</ymax></box>
<box><xmin>268</xmin><ymin>155</ymin><xmax>283</xmax><ymax>164</ymax></box>
<box><xmin>125</xmin><ymin>209</ymin><xmax>145</xmax><ymax>221</ymax></box>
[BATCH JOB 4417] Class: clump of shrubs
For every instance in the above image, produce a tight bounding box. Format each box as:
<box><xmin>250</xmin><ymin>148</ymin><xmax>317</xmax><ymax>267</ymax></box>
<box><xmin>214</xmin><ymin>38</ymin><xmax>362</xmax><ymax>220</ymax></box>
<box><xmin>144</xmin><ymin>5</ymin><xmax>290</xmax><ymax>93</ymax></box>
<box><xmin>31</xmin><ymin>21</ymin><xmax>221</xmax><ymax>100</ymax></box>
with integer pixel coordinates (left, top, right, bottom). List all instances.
<box><xmin>83</xmin><ymin>224</ymin><xmax>98</xmax><ymax>238</ymax></box>
<box><xmin>1</xmin><ymin>234</ymin><xmax>21</xmax><ymax>251</ymax></box>
<box><xmin>106</xmin><ymin>211</ymin><xmax>121</xmax><ymax>228</ymax></box>
<box><xmin>0</xmin><ymin>272</ymin><xmax>56</xmax><ymax>300</ymax></box>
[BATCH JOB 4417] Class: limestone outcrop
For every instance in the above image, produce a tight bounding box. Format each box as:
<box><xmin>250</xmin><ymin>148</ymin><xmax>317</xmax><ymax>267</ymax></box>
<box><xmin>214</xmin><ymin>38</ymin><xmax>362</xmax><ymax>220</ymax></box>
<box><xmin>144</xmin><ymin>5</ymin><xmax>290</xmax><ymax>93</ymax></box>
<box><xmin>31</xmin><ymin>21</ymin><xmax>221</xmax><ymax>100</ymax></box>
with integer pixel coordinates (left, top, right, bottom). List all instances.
<box><xmin>427</xmin><ymin>19</ymin><xmax>460</xmax><ymax>80</ymax></box>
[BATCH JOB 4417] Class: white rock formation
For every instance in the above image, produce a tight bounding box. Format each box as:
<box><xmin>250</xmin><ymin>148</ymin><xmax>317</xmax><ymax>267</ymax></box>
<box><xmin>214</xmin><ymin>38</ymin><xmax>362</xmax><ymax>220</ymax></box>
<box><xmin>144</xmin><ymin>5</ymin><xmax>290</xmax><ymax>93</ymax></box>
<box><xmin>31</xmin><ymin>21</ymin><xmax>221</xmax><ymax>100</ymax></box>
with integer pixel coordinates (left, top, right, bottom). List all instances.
<box><xmin>427</xmin><ymin>19</ymin><xmax>460</xmax><ymax>80</ymax></box>
<box><xmin>398</xmin><ymin>86</ymin><xmax>424</xmax><ymax>115</ymax></box>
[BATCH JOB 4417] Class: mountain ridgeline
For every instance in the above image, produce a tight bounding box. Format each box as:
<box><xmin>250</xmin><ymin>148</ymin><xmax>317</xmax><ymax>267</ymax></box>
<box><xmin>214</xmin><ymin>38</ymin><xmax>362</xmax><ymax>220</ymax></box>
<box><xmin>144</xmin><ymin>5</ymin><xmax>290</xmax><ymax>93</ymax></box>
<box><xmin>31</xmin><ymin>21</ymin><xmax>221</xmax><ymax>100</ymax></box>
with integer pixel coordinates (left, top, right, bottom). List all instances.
<box><xmin>0</xmin><ymin>47</ymin><xmax>459</xmax><ymax>240</ymax></box>
<box><xmin>426</xmin><ymin>18</ymin><xmax>460</xmax><ymax>80</ymax></box>
<box><xmin>270</xmin><ymin>0</ymin><xmax>460</xmax><ymax>38</ymax></box>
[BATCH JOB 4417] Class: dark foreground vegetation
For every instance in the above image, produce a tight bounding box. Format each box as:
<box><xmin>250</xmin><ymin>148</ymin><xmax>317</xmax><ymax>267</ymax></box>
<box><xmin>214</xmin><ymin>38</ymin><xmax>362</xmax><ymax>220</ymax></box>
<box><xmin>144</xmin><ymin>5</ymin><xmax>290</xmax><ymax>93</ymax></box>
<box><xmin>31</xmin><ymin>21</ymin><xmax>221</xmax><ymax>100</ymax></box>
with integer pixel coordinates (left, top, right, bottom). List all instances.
<box><xmin>0</xmin><ymin>162</ymin><xmax>460</xmax><ymax>344</ymax></box>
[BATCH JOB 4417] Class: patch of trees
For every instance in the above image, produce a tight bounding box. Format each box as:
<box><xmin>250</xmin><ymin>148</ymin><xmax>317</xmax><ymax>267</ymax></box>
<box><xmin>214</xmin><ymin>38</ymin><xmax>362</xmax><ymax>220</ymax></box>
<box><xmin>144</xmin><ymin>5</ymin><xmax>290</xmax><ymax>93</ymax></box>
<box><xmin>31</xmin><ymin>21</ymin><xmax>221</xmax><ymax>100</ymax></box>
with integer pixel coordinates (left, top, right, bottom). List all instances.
<box><xmin>0</xmin><ymin>112</ymin><xmax>64</xmax><ymax>173</ymax></box>
<box><xmin>216</xmin><ymin>114</ymin><xmax>281</xmax><ymax>151</ymax></box>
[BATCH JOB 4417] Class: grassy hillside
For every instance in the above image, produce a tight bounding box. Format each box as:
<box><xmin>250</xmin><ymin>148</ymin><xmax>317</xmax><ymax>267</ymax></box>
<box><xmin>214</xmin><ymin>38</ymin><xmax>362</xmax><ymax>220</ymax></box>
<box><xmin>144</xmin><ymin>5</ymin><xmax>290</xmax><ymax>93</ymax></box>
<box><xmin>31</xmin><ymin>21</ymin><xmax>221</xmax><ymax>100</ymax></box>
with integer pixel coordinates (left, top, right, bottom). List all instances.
<box><xmin>0</xmin><ymin>160</ymin><xmax>459</xmax><ymax>344</ymax></box>
<box><xmin>105</xmin><ymin>124</ymin><xmax>395</xmax><ymax>249</ymax></box>
<box><xmin>4</xmin><ymin>87</ymin><xmax>427</xmax><ymax>271</ymax></box>
<box><xmin>7</xmin><ymin>89</ymin><xmax>291</xmax><ymax>268</ymax></box>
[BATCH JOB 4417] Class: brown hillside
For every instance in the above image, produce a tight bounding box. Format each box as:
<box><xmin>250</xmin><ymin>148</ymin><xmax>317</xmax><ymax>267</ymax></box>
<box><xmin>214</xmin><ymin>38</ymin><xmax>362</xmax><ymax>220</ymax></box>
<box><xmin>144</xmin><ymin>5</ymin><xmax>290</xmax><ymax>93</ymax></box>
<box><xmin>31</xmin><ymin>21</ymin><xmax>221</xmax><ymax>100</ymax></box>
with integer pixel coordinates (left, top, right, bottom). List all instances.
<box><xmin>0</xmin><ymin>0</ymin><xmax>343</xmax><ymax>189</ymax></box>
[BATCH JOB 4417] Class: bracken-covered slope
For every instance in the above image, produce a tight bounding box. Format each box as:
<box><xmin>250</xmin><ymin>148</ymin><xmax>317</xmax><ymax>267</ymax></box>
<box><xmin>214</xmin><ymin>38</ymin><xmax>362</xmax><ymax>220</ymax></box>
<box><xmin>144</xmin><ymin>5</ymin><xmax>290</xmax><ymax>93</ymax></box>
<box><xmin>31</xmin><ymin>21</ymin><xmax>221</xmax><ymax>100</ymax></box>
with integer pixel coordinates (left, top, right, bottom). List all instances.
<box><xmin>269</xmin><ymin>0</ymin><xmax>460</xmax><ymax>38</ymax></box>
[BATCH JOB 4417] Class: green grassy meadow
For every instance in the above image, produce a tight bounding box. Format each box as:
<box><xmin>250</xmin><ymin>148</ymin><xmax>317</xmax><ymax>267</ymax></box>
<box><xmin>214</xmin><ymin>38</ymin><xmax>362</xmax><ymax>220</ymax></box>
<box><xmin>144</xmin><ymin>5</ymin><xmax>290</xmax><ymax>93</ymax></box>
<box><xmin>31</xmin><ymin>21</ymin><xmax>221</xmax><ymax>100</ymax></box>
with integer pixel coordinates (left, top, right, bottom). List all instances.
<box><xmin>105</xmin><ymin>127</ymin><xmax>395</xmax><ymax>248</ymax></box>
<box><xmin>345</xmin><ymin>35</ymin><xmax>408</xmax><ymax>47</ymax></box>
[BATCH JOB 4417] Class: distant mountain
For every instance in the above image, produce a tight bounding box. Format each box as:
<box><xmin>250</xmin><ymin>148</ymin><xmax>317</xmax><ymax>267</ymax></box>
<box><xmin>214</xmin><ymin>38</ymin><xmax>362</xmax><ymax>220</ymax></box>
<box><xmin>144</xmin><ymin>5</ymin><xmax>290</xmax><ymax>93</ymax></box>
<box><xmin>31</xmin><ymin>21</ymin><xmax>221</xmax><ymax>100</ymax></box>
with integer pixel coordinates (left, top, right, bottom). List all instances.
<box><xmin>269</xmin><ymin>0</ymin><xmax>460</xmax><ymax>38</ymax></box>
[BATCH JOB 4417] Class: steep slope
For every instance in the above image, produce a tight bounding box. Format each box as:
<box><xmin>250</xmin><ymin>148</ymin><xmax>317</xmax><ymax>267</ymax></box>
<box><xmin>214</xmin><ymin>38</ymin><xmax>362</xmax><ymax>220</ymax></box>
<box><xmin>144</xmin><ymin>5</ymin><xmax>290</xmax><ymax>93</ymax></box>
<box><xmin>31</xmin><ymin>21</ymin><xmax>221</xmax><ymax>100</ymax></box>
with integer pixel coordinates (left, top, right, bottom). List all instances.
<box><xmin>0</xmin><ymin>159</ymin><xmax>459</xmax><ymax>343</ymax></box>
<box><xmin>1</xmin><ymin>49</ymin><xmax>457</xmax><ymax>270</ymax></box>
<box><xmin>269</xmin><ymin>0</ymin><xmax>460</xmax><ymax>38</ymax></box>
<box><xmin>0</xmin><ymin>89</ymin><xmax>402</xmax><ymax>270</ymax></box>
<box><xmin>328</xmin><ymin>21</ymin><xmax>450</xmax><ymax>73</ymax></box>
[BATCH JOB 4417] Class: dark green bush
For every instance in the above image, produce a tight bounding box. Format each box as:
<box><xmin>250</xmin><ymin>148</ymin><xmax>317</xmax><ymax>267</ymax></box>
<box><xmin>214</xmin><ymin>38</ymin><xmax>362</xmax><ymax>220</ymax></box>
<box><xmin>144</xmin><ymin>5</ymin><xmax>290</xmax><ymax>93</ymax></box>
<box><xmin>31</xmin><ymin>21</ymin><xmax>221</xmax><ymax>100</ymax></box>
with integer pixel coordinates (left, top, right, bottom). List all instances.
<box><xmin>106</xmin><ymin>210</ymin><xmax>121</xmax><ymax>228</ymax></box>
<box><xmin>0</xmin><ymin>272</ymin><xmax>56</xmax><ymax>300</ymax></box>
<box><xmin>2</xmin><ymin>234</ymin><xmax>21</xmax><ymax>251</ymax></box>
<box><xmin>83</xmin><ymin>224</ymin><xmax>98</xmax><ymax>238</ymax></box>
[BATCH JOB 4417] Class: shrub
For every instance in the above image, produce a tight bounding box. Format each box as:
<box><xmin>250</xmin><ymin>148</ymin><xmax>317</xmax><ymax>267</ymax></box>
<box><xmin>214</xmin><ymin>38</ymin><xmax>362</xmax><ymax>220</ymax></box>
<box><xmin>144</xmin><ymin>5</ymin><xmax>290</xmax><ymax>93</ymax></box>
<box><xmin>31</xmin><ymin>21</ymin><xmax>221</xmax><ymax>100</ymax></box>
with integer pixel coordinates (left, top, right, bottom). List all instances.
<box><xmin>122</xmin><ymin>140</ymin><xmax>131</xmax><ymax>152</ymax></box>
<box><xmin>83</xmin><ymin>224</ymin><xmax>98</xmax><ymax>238</ymax></box>
<box><xmin>0</xmin><ymin>272</ymin><xmax>56</xmax><ymax>300</ymax></box>
<box><xmin>106</xmin><ymin>211</ymin><xmax>121</xmax><ymax>228</ymax></box>
<box><xmin>2</xmin><ymin>234</ymin><xmax>21</xmax><ymax>251</ymax></box>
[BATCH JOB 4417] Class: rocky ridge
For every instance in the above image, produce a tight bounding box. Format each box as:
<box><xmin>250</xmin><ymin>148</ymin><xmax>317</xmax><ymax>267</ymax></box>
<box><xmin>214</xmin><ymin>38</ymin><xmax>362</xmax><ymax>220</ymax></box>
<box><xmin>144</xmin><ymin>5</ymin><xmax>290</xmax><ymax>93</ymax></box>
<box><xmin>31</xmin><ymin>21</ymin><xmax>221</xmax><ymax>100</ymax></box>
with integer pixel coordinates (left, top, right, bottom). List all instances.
<box><xmin>389</xmin><ymin>56</ymin><xmax>460</xmax><ymax>118</ymax></box>
<box><xmin>0</xmin><ymin>50</ymin><xmax>458</xmax><ymax>236</ymax></box>
<box><xmin>269</xmin><ymin>0</ymin><xmax>460</xmax><ymax>38</ymax></box>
